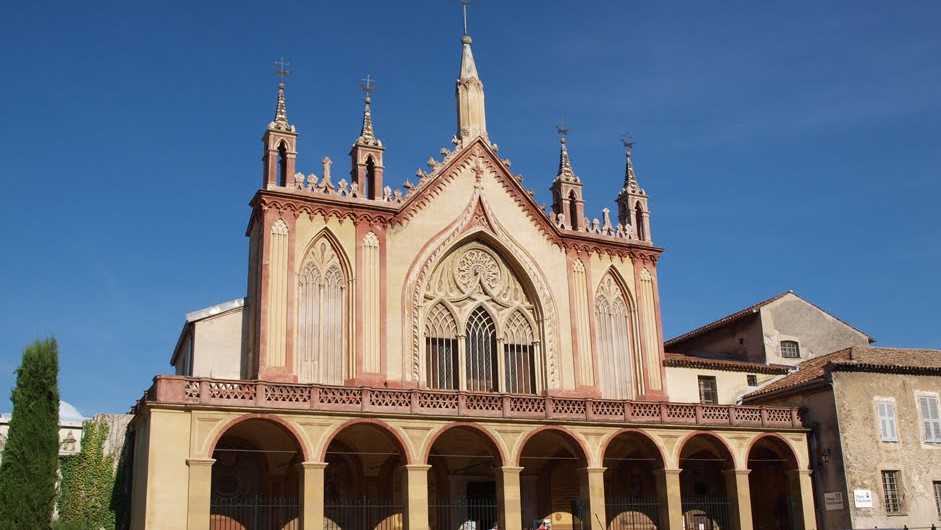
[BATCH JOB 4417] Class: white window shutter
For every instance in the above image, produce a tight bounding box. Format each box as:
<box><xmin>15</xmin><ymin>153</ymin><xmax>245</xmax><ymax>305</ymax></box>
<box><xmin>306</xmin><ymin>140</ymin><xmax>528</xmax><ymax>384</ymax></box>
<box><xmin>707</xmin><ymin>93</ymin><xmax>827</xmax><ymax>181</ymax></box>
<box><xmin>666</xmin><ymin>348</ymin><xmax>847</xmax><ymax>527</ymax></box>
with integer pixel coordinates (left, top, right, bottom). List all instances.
<box><xmin>877</xmin><ymin>401</ymin><xmax>897</xmax><ymax>442</ymax></box>
<box><xmin>919</xmin><ymin>396</ymin><xmax>941</xmax><ymax>443</ymax></box>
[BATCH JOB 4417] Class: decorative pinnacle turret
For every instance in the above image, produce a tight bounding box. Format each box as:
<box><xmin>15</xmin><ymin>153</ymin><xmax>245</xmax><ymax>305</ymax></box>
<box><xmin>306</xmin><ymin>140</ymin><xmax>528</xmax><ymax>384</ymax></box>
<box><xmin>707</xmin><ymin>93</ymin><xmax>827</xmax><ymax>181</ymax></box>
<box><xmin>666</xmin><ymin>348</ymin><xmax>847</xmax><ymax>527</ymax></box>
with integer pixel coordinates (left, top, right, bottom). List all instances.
<box><xmin>269</xmin><ymin>57</ymin><xmax>295</xmax><ymax>132</ymax></box>
<box><xmin>455</xmin><ymin>0</ymin><xmax>487</xmax><ymax>143</ymax></box>
<box><xmin>356</xmin><ymin>74</ymin><xmax>381</xmax><ymax>146</ymax></box>
<box><xmin>621</xmin><ymin>134</ymin><xmax>642</xmax><ymax>194</ymax></box>
<box><xmin>555</xmin><ymin>123</ymin><xmax>579</xmax><ymax>182</ymax></box>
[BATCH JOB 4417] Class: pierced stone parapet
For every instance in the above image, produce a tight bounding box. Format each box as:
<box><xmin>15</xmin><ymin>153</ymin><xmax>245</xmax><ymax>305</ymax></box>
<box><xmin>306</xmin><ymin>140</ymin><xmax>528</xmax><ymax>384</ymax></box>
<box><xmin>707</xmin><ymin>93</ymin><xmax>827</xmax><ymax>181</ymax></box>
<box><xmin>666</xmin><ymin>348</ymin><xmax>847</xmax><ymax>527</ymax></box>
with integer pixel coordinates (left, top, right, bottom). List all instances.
<box><xmin>141</xmin><ymin>376</ymin><xmax>803</xmax><ymax>429</ymax></box>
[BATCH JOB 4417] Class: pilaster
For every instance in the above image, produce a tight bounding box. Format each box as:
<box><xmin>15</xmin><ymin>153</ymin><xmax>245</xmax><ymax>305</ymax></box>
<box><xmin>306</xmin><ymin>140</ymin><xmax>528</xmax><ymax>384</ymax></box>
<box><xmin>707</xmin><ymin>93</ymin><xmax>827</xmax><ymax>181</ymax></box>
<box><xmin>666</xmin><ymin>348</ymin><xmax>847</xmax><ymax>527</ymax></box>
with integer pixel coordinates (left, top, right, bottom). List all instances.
<box><xmin>581</xmin><ymin>467</ymin><xmax>606</xmax><ymax>530</ymax></box>
<box><xmin>186</xmin><ymin>458</ymin><xmax>215</xmax><ymax>530</ymax></box>
<box><xmin>655</xmin><ymin>468</ymin><xmax>684</xmax><ymax>530</ymax></box>
<box><xmin>788</xmin><ymin>469</ymin><xmax>816</xmax><ymax>530</ymax></box>
<box><xmin>301</xmin><ymin>462</ymin><xmax>328</xmax><ymax>530</ymax></box>
<box><xmin>724</xmin><ymin>469</ymin><xmax>754</xmax><ymax>530</ymax></box>
<box><xmin>499</xmin><ymin>466</ymin><xmax>524</xmax><ymax>530</ymax></box>
<box><xmin>403</xmin><ymin>464</ymin><xmax>431</xmax><ymax>530</ymax></box>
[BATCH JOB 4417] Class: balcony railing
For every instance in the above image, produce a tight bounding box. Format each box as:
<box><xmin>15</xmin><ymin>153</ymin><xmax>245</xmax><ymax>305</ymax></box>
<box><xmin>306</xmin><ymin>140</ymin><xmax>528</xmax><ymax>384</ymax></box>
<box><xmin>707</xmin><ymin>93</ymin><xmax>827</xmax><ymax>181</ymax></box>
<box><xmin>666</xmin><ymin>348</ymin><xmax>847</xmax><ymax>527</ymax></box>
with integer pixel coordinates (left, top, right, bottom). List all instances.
<box><xmin>140</xmin><ymin>376</ymin><xmax>802</xmax><ymax>429</ymax></box>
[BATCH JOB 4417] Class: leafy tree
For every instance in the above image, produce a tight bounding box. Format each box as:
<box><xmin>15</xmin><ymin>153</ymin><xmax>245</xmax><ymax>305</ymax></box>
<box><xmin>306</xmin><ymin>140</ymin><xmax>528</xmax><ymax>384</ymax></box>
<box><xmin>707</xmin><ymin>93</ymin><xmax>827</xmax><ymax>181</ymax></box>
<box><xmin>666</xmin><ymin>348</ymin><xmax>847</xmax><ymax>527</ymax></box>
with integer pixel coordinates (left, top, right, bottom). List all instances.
<box><xmin>58</xmin><ymin>418</ymin><xmax>116</xmax><ymax>529</ymax></box>
<box><xmin>0</xmin><ymin>338</ymin><xmax>61</xmax><ymax>530</ymax></box>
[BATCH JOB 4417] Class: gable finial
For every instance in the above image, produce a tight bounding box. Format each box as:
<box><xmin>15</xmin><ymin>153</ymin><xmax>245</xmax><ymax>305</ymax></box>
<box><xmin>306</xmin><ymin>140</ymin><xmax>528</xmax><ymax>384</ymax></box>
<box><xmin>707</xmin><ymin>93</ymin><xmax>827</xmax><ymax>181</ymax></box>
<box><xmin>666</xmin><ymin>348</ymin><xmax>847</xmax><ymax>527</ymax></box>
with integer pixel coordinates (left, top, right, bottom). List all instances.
<box><xmin>269</xmin><ymin>57</ymin><xmax>294</xmax><ymax>132</ymax></box>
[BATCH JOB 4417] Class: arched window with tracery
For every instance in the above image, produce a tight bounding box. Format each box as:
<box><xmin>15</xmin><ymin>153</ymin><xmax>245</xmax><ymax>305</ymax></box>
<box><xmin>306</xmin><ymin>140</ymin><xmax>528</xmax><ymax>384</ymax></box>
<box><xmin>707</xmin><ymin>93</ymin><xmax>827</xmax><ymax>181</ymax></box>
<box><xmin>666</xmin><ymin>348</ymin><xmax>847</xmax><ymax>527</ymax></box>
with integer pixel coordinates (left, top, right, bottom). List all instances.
<box><xmin>465</xmin><ymin>307</ymin><xmax>497</xmax><ymax>392</ymax></box>
<box><xmin>421</xmin><ymin>240</ymin><xmax>543</xmax><ymax>394</ymax></box>
<box><xmin>634</xmin><ymin>203</ymin><xmax>645</xmax><ymax>241</ymax></box>
<box><xmin>297</xmin><ymin>236</ymin><xmax>348</xmax><ymax>384</ymax></box>
<box><xmin>504</xmin><ymin>311</ymin><xmax>536</xmax><ymax>394</ymax></box>
<box><xmin>425</xmin><ymin>303</ymin><xmax>458</xmax><ymax>390</ymax></box>
<box><xmin>594</xmin><ymin>272</ymin><xmax>637</xmax><ymax>399</ymax></box>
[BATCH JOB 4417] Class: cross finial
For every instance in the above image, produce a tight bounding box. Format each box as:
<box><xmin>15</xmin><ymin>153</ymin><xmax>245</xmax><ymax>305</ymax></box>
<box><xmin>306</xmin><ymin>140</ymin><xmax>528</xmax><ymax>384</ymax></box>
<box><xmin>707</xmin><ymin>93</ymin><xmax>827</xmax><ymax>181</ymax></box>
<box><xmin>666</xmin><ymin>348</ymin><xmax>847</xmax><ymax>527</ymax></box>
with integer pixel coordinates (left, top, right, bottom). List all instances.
<box><xmin>622</xmin><ymin>134</ymin><xmax>635</xmax><ymax>155</ymax></box>
<box><xmin>556</xmin><ymin>121</ymin><xmax>570</xmax><ymax>144</ymax></box>
<box><xmin>461</xmin><ymin>0</ymin><xmax>471</xmax><ymax>35</ymax></box>
<box><xmin>274</xmin><ymin>57</ymin><xmax>291</xmax><ymax>86</ymax></box>
<box><xmin>360</xmin><ymin>74</ymin><xmax>375</xmax><ymax>100</ymax></box>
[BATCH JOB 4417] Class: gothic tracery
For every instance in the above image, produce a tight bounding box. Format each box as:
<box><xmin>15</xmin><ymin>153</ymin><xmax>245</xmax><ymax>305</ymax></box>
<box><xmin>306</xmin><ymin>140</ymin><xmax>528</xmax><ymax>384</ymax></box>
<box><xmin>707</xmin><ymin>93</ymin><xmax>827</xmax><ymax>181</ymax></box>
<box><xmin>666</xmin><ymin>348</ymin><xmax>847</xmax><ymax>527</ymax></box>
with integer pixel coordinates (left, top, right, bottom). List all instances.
<box><xmin>422</xmin><ymin>240</ymin><xmax>542</xmax><ymax>394</ymax></box>
<box><xmin>297</xmin><ymin>234</ymin><xmax>348</xmax><ymax>384</ymax></box>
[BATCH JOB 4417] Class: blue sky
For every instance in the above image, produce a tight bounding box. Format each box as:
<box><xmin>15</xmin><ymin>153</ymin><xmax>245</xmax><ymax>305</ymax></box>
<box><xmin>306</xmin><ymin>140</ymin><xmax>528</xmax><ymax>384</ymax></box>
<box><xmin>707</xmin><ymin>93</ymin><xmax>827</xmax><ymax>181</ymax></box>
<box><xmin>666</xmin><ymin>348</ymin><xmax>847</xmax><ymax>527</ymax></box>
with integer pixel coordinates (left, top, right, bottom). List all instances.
<box><xmin>1</xmin><ymin>1</ymin><xmax>939</xmax><ymax>414</ymax></box>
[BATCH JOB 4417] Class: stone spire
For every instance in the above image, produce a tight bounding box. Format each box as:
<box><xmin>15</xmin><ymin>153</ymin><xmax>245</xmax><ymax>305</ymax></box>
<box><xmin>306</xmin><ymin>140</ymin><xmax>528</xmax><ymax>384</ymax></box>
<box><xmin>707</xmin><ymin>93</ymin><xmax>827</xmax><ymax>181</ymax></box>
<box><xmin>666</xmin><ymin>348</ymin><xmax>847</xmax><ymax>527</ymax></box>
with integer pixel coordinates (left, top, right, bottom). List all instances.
<box><xmin>620</xmin><ymin>136</ymin><xmax>642</xmax><ymax>194</ymax></box>
<box><xmin>455</xmin><ymin>2</ymin><xmax>487</xmax><ymax>144</ymax></box>
<box><xmin>269</xmin><ymin>58</ymin><xmax>295</xmax><ymax>133</ymax></box>
<box><xmin>549</xmin><ymin>124</ymin><xmax>585</xmax><ymax>230</ymax></box>
<box><xmin>356</xmin><ymin>75</ymin><xmax>381</xmax><ymax>147</ymax></box>
<box><xmin>555</xmin><ymin>124</ymin><xmax>579</xmax><ymax>183</ymax></box>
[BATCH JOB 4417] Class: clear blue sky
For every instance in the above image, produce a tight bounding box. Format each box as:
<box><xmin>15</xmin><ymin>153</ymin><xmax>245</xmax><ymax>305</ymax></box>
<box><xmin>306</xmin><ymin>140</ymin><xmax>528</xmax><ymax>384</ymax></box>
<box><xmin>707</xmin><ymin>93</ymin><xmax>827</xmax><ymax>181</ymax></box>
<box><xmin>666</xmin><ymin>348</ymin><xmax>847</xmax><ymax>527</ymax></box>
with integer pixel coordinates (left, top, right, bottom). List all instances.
<box><xmin>1</xmin><ymin>1</ymin><xmax>939</xmax><ymax>414</ymax></box>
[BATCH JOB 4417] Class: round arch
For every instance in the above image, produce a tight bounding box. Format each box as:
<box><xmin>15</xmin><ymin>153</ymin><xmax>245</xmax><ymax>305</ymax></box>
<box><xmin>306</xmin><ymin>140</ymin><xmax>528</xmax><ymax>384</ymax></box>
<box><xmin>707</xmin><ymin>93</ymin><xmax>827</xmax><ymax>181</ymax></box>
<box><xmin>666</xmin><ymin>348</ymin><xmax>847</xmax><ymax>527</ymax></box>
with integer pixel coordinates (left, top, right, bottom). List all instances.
<box><xmin>422</xmin><ymin>422</ymin><xmax>507</xmax><ymax>465</ymax></box>
<box><xmin>747</xmin><ymin>434</ymin><xmax>803</xmax><ymax>530</ymax></box>
<box><xmin>318</xmin><ymin>418</ymin><xmax>414</xmax><ymax>465</ymax></box>
<box><xmin>674</xmin><ymin>431</ymin><xmax>739</xmax><ymax>470</ymax></box>
<box><xmin>600</xmin><ymin>428</ymin><xmax>667</xmax><ymax>468</ymax></box>
<box><xmin>514</xmin><ymin>425</ymin><xmax>591</xmax><ymax>467</ymax></box>
<box><xmin>206</xmin><ymin>413</ymin><xmax>311</xmax><ymax>462</ymax></box>
<box><xmin>745</xmin><ymin>433</ymin><xmax>801</xmax><ymax>469</ymax></box>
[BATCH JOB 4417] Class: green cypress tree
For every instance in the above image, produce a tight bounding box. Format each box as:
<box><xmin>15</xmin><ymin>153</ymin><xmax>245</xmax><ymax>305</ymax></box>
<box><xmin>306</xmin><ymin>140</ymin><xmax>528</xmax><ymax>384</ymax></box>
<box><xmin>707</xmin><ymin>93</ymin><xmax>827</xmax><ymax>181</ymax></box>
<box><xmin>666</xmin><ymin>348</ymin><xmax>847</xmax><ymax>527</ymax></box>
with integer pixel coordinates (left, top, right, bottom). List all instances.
<box><xmin>0</xmin><ymin>338</ymin><xmax>61</xmax><ymax>530</ymax></box>
<box><xmin>57</xmin><ymin>418</ymin><xmax>116</xmax><ymax>529</ymax></box>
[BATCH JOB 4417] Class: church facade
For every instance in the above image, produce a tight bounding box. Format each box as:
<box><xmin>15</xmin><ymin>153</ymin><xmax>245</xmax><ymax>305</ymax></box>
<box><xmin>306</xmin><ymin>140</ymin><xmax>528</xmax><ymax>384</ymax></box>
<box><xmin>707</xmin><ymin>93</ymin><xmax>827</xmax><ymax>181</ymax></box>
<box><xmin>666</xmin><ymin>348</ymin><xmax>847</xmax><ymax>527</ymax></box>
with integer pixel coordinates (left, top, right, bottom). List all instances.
<box><xmin>128</xmin><ymin>28</ymin><xmax>816</xmax><ymax>530</ymax></box>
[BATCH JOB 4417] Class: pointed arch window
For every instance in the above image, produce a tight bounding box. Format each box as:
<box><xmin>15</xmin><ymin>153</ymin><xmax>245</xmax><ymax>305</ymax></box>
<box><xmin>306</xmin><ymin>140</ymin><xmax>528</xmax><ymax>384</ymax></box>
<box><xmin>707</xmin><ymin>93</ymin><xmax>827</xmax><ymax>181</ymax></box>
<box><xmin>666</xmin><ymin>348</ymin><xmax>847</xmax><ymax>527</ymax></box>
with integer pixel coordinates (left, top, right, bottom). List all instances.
<box><xmin>634</xmin><ymin>203</ymin><xmax>645</xmax><ymax>240</ymax></box>
<box><xmin>297</xmin><ymin>237</ymin><xmax>348</xmax><ymax>384</ymax></box>
<box><xmin>568</xmin><ymin>190</ymin><xmax>579</xmax><ymax>230</ymax></box>
<box><xmin>594</xmin><ymin>273</ymin><xmax>636</xmax><ymax>399</ymax></box>
<box><xmin>465</xmin><ymin>307</ymin><xmax>498</xmax><ymax>392</ymax></box>
<box><xmin>421</xmin><ymin>241</ymin><xmax>544</xmax><ymax>394</ymax></box>
<box><xmin>504</xmin><ymin>311</ymin><xmax>536</xmax><ymax>394</ymax></box>
<box><xmin>425</xmin><ymin>303</ymin><xmax>458</xmax><ymax>390</ymax></box>
<box><xmin>276</xmin><ymin>142</ymin><xmax>288</xmax><ymax>187</ymax></box>
<box><xmin>365</xmin><ymin>156</ymin><xmax>376</xmax><ymax>199</ymax></box>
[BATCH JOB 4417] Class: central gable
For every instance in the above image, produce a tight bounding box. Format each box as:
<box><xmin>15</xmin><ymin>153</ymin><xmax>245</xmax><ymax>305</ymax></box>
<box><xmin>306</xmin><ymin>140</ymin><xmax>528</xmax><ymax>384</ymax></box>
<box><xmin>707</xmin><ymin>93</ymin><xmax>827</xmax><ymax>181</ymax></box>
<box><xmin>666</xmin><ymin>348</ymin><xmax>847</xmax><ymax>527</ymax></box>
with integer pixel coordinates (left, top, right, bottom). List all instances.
<box><xmin>394</xmin><ymin>137</ymin><xmax>560</xmax><ymax>244</ymax></box>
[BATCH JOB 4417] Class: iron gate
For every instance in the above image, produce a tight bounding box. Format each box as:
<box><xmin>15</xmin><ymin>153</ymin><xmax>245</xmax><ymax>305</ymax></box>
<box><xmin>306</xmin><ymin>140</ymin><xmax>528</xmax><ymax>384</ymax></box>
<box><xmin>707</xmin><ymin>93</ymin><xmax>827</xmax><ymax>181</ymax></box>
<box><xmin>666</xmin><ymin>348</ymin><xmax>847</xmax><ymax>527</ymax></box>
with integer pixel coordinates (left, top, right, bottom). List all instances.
<box><xmin>324</xmin><ymin>498</ymin><xmax>404</xmax><ymax>530</ymax></box>
<box><xmin>210</xmin><ymin>495</ymin><xmax>299</xmax><ymax>530</ymax></box>
<box><xmin>430</xmin><ymin>497</ymin><xmax>499</xmax><ymax>530</ymax></box>
<box><xmin>606</xmin><ymin>496</ymin><xmax>660</xmax><ymax>530</ymax></box>
<box><xmin>681</xmin><ymin>497</ymin><xmax>731</xmax><ymax>530</ymax></box>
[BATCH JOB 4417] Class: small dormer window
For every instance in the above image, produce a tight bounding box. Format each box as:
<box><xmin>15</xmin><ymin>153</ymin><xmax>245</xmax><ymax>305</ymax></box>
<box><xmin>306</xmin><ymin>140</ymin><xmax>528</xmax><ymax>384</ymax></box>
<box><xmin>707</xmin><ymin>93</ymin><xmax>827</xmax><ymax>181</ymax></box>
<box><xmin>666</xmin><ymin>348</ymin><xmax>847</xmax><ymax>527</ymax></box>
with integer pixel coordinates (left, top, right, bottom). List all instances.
<box><xmin>780</xmin><ymin>340</ymin><xmax>801</xmax><ymax>359</ymax></box>
<box><xmin>747</xmin><ymin>374</ymin><xmax>758</xmax><ymax>387</ymax></box>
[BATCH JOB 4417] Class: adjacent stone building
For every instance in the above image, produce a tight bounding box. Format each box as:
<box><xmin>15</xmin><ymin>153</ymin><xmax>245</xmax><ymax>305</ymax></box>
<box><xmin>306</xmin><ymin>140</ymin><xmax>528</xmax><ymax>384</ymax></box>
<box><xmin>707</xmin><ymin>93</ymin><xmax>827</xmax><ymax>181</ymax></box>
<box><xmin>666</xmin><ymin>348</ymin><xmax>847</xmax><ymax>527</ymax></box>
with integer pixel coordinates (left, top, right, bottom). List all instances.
<box><xmin>663</xmin><ymin>292</ymin><xmax>875</xmax><ymax>406</ymax></box>
<box><xmin>743</xmin><ymin>346</ymin><xmax>941</xmax><ymax>530</ymax></box>
<box><xmin>126</xmin><ymin>21</ymin><xmax>816</xmax><ymax>530</ymax></box>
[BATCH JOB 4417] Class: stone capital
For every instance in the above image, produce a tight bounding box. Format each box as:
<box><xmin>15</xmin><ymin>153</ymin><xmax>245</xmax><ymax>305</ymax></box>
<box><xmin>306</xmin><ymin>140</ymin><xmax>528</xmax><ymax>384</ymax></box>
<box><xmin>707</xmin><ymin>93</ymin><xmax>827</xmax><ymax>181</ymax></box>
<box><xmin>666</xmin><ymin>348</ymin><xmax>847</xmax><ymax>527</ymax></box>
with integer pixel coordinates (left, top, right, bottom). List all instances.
<box><xmin>656</xmin><ymin>468</ymin><xmax>682</xmax><ymax>477</ymax></box>
<box><xmin>500</xmin><ymin>465</ymin><xmax>524</xmax><ymax>474</ymax></box>
<box><xmin>300</xmin><ymin>461</ymin><xmax>329</xmax><ymax>470</ymax></box>
<box><xmin>579</xmin><ymin>466</ymin><xmax>607</xmax><ymax>474</ymax></box>
<box><xmin>186</xmin><ymin>458</ymin><xmax>216</xmax><ymax>468</ymax></box>
<box><xmin>403</xmin><ymin>464</ymin><xmax>433</xmax><ymax>471</ymax></box>
<box><xmin>722</xmin><ymin>468</ymin><xmax>751</xmax><ymax>477</ymax></box>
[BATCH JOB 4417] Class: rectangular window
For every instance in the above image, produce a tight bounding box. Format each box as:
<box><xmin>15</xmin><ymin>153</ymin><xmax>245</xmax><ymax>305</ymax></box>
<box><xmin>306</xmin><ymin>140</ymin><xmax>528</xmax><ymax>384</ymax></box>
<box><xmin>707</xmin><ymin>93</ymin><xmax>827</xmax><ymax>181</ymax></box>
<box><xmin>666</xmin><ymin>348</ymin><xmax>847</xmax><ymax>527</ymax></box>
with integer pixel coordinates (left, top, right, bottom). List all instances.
<box><xmin>934</xmin><ymin>481</ymin><xmax>941</xmax><ymax>518</ymax></box>
<box><xmin>780</xmin><ymin>340</ymin><xmax>801</xmax><ymax>359</ymax></box>
<box><xmin>876</xmin><ymin>400</ymin><xmax>898</xmax><ymax>442</ymax></box>
<box><xmin>881</xmin><ymin>470</ymin><xmax>902</xmax><ymax>514</ymax></box>
<box><xmin>698</xmin><ymin>376</ymin><xmax>718</xmax><ymax>404</ymax></box>
<box><xmin>918</xmin><ymin>394</ymin><xmax>941</xmax><ymax>443</ymax></box>
<box><xmin>747</xmin><ymin>374</ymin><xmax>758</xmax><ymax>387</ymax></box>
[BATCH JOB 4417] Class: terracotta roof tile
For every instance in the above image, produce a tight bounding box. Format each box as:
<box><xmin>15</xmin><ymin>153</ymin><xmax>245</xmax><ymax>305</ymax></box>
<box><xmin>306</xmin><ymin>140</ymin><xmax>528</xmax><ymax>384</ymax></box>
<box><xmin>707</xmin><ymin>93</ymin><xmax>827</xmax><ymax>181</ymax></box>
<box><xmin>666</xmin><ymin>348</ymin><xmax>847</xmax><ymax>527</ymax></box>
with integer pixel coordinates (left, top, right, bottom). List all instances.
<box><xmin>742</xmin><ymin>346</ymin><xmax>941</xmax><ymax>402</ymax></box>
<box><xmin>663</xmin><ymin>353</ymin><xmax>790</xmax><ymax>375</ymax></box>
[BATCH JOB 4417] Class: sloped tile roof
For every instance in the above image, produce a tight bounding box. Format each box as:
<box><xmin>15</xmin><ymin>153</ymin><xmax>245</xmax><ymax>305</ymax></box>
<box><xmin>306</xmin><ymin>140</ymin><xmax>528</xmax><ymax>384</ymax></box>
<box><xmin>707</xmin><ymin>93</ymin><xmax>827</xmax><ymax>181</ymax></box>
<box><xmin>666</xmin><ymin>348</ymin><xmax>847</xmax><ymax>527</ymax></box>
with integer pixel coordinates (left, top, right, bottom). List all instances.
<box><xmin>742</xmin><ymin>346</ymin><xmax>941</xmax><ymax>402</ymax></box>
<box><xmin>663</xmin><ymin>353</ymin><xmax>790</xmax><ymax>375</ymax></box>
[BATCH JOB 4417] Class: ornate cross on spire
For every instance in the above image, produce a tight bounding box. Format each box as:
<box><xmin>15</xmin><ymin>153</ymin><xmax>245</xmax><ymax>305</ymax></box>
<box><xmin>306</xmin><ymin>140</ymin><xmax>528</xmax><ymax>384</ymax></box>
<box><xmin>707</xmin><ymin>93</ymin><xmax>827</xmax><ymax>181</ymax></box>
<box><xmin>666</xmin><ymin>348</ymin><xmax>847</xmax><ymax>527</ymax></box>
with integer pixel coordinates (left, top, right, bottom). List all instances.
<box><xmin>622</xmin><ymin>133</ymin><xmax>635</xmax><ymax>156</ymax></box>
<box><xmin>274</xmin><ymin>57</ymin><xmax>291</xmax><ymax>86</ymax></box>
<box><xmin>556</xmin><ymin>121</ymin><xmax>570</xmax><ymax>144</ymax></box>
<box><xmin>461</xmin><ymin>0</ymin><xmax>471</xmax><ymax>35</ymax></box>
<box><xmin>360</xmin><ymin>74</ymin><xmax>375</xmax><ymax>101</ymax></box>
<box><xmin>269</xmin><ymin>57</ymin><xmax>293</xmax><ymax>131</ymax></box>
<box><xmin>357</xmin><ymin>74</ymin><xmax>378</xmax><ymax>144</ymax></box>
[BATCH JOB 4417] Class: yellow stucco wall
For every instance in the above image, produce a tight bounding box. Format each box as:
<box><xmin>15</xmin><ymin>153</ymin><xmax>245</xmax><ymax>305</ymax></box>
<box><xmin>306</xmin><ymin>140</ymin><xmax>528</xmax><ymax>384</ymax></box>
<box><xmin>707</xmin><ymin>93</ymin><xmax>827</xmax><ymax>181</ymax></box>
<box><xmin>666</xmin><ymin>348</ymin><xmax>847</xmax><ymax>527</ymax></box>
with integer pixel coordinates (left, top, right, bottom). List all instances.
<box><xmin>664</xmin><ymin>367</ymin><xmax>780</xmax><ymax>405</ymax></box>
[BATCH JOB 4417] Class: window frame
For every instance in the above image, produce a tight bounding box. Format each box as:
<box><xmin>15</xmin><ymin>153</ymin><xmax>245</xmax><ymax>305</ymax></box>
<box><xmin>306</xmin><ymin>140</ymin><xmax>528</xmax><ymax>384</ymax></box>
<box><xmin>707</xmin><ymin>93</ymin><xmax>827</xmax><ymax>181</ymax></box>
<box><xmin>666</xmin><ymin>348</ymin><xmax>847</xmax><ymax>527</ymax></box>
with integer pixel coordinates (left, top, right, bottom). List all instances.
<box><xmin>698</xmin><ymin>375</ymin><xmax>719</xmax><ymax>405</ymax></box>
<box><xmin>934</xmin><ymin>481</ymin><xmax>941</xmax><ymax>518</ymax></box>
<box><xmin>880</xmin><ymin>469</ymin><xmax>903</xmax><ymax>514</ymax></box>
<box><xmin>746</xmin><ymin>374</ymin><xmax>758</xmax><ymax>387</ymax></box>
<box><xmin>875</xmin><ymin>398</ymin><xmax>898</xmax><ymax>443</ymax></box>
<box><xmin>780</xmin><ymin>340</ymin><xmax>801</xmax><ymax>359</ymax></box>
<box><xmin>917</xmin><ymin>392</ymin><xmax>941</xmax><ymax>444</ymax></box>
